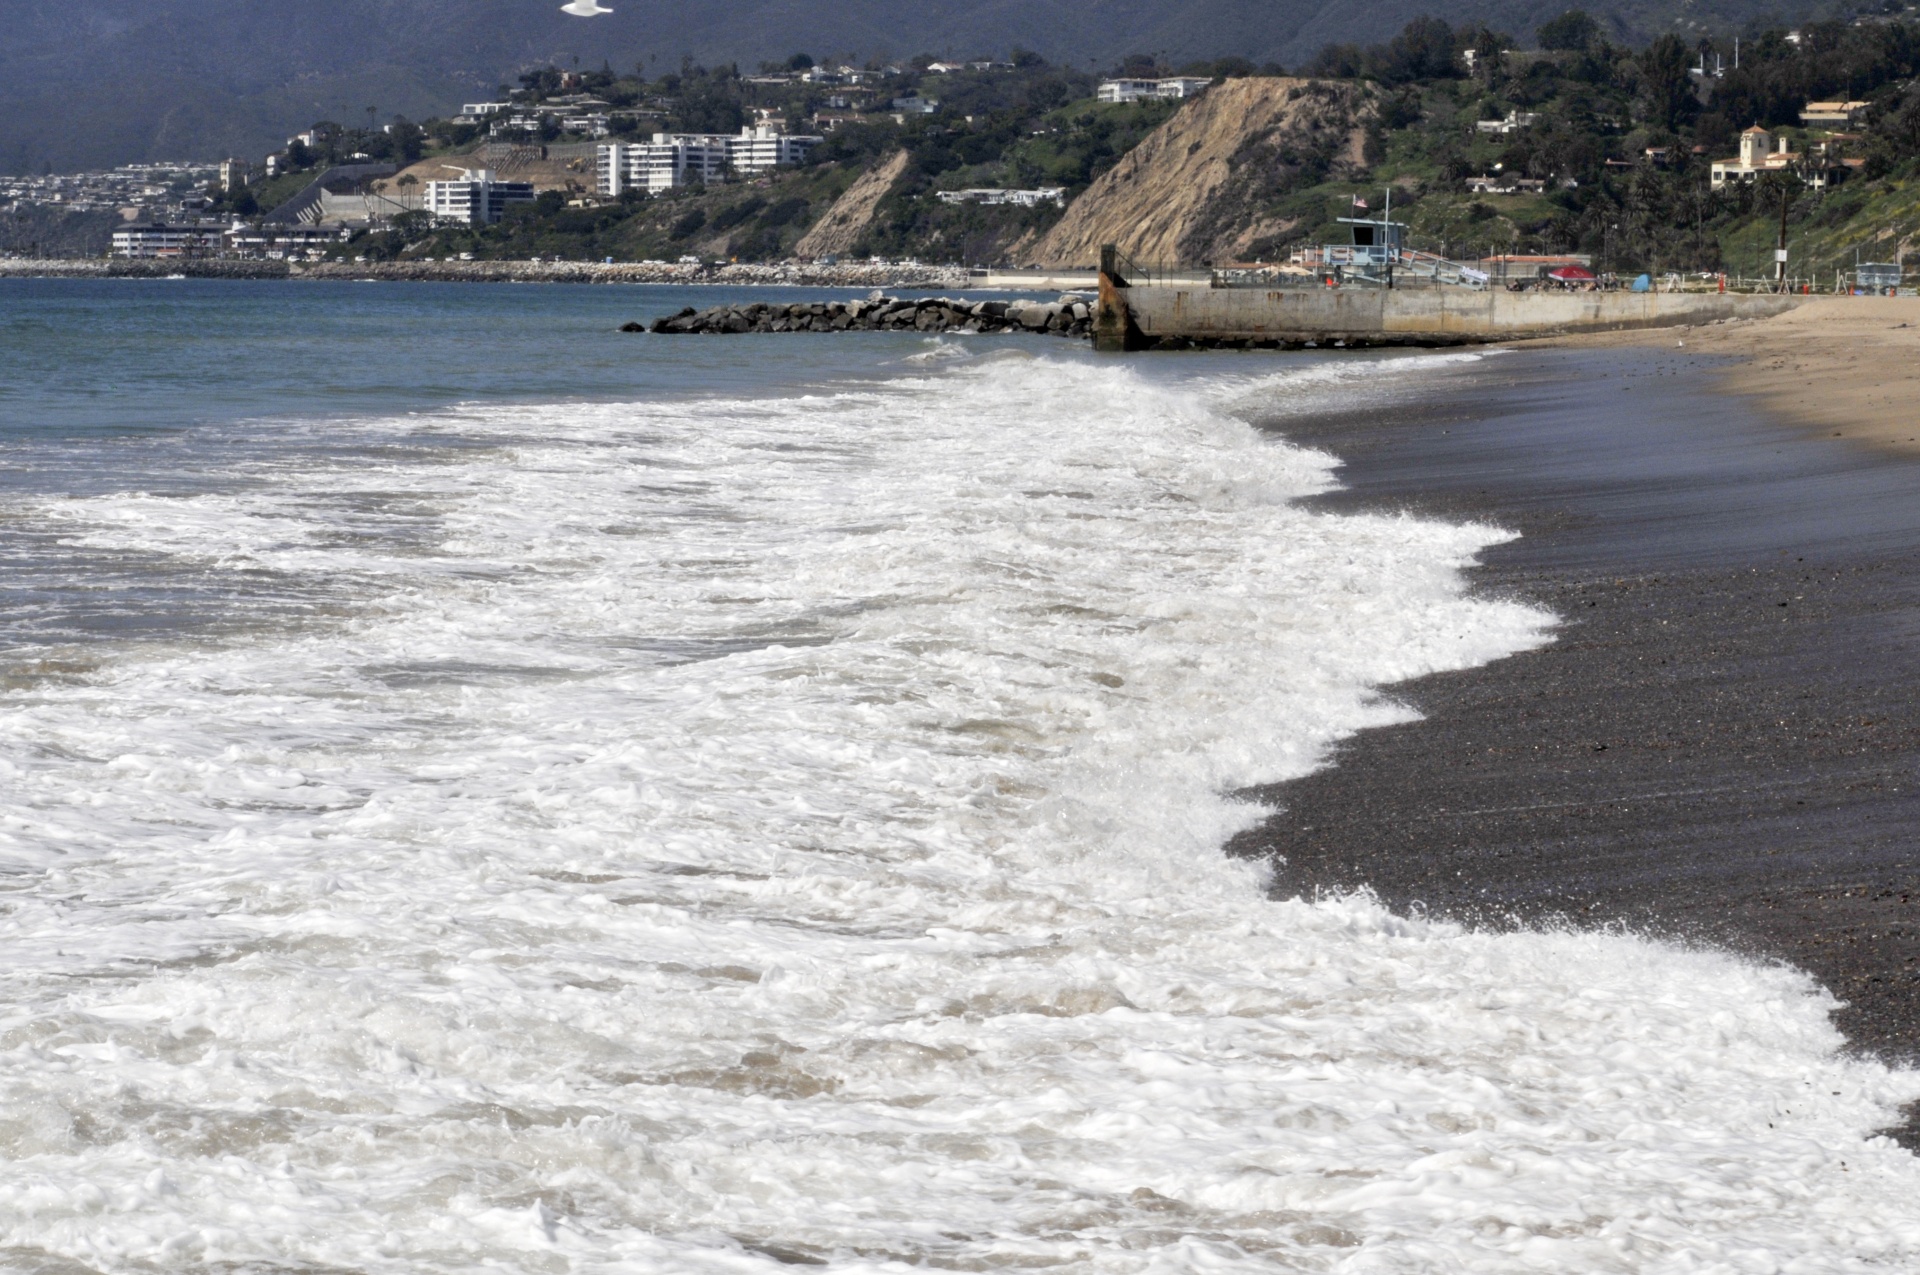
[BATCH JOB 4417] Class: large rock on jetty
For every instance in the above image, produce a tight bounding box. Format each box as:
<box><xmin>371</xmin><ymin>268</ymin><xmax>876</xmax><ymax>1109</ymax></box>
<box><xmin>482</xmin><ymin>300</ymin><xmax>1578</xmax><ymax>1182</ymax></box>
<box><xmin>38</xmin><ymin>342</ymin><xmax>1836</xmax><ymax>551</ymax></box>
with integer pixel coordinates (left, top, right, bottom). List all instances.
<box><xmin>644</xmin><ymin>294</ymin><xmax>1094</xmax><ymax>340</ymax></box>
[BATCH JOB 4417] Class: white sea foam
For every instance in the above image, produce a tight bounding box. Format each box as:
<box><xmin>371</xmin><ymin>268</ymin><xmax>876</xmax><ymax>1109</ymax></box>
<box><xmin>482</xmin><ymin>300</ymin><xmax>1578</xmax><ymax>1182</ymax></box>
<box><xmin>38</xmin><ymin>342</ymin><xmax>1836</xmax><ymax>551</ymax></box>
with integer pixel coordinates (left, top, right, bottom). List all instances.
<box><xmin>0</xmin><ymin>353</ymin><xmax>1915</xmax><ymax>1272</ymax></box>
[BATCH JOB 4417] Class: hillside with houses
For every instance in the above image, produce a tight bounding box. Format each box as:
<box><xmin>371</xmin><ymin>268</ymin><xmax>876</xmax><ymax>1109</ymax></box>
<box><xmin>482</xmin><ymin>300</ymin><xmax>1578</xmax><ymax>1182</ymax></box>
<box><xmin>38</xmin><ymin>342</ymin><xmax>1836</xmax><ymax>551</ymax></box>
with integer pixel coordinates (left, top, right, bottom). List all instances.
<box><xmin>10</xmin><ymin>11</ymin><xmax>1920</xmax><ymax>286</ymax></box>
<box><xmin>0</xmin><ymin>0</ymin><xmax>1844</xmax><ymax>172</ymax></box>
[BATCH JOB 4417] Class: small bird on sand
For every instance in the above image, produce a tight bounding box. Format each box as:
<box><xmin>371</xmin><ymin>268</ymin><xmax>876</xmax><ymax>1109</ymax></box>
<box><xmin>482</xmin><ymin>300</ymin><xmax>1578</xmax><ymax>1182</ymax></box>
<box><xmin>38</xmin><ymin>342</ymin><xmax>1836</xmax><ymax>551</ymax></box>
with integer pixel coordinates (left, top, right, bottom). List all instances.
<box><xmin>560</xmin><ymin>0</ymin><xmax>612</xmax><ymax>14</ymax></box>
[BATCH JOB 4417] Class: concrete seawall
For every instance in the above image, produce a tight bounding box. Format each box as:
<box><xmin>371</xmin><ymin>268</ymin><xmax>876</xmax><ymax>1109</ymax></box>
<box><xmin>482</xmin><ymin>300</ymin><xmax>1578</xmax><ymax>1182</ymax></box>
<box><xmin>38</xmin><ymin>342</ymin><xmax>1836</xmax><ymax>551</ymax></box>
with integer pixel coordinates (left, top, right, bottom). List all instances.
<box><xmin>1097</xmin><ymin>284</ymin><xmax>1804</xmax><ymax>350</ymax></box>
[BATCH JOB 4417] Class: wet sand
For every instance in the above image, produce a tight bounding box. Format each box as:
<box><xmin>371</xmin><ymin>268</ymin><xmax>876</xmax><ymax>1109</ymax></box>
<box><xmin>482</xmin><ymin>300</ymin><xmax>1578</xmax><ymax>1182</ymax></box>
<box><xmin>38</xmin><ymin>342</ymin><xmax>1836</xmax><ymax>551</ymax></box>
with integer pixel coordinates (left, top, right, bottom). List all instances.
<box><xmin>1538</xmin><ymin>295</ymin><xmax>1920</xmax><ymax>451</ymax></box>
<box><xmin>1232</xmin><ymin>346</ymin><xmax>1920</xmax><ymax>1147</ymax></box>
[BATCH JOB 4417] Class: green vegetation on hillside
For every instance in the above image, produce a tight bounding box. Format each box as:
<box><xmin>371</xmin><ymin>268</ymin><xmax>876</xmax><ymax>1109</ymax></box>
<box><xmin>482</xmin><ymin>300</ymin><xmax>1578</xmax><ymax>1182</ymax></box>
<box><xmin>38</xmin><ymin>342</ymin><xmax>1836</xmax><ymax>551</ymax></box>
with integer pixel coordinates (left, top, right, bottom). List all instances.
<box><xmin>337</xmin><ymin>57</ymin><xmax>1181</xmax><ymax>265</ymax></box>
<box><xmin>2</xmin><ymin>0</ymin><xmax>1850</xmax><ymax>173</ymax></box>
<box><xmin>1183</xmin><ymin>10</ymin><xmax>1920</xmax><ymax>280</ymax></box>
<box><xmin>1327</xmin><ymin>11</ymin><xmax>1920</xmax><ymax>279</ymax></box>
<box><xmin>246</xmin><ymin>10</ymin><xmax>1920</xmax><ymax>280</ymax></box>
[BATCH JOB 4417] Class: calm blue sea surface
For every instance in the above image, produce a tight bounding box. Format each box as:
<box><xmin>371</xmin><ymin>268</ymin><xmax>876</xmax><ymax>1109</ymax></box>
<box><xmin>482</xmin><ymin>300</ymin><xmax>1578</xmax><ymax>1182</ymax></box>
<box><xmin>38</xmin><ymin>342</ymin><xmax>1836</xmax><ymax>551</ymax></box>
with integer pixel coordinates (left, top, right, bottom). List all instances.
<box><xmin>0</xmin><ymin>277</ymin><xmax>1000</xmax><ymax>439</ymax></box>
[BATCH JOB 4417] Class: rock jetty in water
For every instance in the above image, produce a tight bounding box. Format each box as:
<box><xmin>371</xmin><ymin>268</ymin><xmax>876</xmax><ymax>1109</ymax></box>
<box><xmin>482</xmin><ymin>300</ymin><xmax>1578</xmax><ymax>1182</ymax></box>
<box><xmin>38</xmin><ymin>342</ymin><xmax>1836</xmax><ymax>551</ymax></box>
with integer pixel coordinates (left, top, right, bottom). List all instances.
<box><xmin>640</xmin><ymin>294</ymin><xmax>1094</xmax><ymax>340</ymax></box>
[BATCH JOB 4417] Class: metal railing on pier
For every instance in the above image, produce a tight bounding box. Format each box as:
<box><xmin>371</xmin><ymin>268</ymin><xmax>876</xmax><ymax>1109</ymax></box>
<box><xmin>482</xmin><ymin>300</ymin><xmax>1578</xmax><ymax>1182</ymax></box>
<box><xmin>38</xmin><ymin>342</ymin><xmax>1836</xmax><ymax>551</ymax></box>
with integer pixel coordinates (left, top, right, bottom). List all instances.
<box><xmin>1098</xmin><ymin>245</ymin><xmax>1898</xmax><ymax>297</ymax></box>
<box><xmin>1100</xmin><ymin>246</ymin><xmax>1215</xmax><ymax>289</ymax></box>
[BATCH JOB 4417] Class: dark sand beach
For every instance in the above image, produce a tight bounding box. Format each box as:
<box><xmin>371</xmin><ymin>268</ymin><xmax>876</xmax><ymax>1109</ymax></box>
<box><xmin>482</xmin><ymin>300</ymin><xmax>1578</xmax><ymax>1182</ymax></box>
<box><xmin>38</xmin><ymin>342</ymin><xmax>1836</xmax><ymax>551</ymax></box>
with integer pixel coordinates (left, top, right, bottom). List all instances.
<box><xmin>1233</xmin><ymin>345</ymin><xmax>1920</xmax><ymax>1146</ymax></box>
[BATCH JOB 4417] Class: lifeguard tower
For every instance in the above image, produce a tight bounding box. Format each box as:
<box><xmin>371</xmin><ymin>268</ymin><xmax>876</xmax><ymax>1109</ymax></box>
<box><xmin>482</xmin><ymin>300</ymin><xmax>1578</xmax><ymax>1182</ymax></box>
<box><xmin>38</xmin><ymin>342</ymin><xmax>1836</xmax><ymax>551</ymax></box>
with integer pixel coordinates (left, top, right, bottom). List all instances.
<box><xmin>1294</xmin><ymin>213</ymin><xmax>1486</xmax><ymax>289</ymax></box>
<box><xmin>1326</xmin><ymin>215</ymin><xmax>1407</xmax><ymax>271</ymax></box>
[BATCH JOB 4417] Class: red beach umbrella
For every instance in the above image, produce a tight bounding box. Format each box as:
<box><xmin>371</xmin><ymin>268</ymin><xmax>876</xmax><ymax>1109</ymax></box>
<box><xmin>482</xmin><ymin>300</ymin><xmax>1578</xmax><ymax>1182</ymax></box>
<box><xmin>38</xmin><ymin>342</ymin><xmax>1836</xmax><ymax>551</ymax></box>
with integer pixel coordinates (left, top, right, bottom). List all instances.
<box><xmin>1548</xmin><ymin>265</ymin><xmax>1597</xmax><ymax>282</ymax></box>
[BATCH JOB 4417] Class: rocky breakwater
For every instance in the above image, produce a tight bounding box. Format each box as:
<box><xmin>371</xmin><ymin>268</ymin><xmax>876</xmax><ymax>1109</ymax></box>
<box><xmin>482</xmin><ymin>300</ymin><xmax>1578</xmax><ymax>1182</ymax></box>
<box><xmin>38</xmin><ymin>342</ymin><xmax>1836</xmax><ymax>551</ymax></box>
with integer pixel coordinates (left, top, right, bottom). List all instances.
<box><xmin>297</xmin><ymin>260</ymin><xmax>970</xmax><ymax>288</ymax></box>
<box><xmin>0</xmin><ymin>258</ymin><xmax>291</xmax><ymax>280</ymax></box>
<box><xmin>639</xmin><ymin>294</ymin><xmax>1093</xmax><ymax>339</ymax></box>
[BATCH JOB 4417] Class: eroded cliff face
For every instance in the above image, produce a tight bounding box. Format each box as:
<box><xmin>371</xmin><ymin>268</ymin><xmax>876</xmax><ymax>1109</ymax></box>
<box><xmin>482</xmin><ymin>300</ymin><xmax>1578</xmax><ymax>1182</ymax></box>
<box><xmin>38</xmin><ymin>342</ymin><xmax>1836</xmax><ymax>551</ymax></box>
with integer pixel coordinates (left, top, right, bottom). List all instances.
<box><xmin>794</xmin><ymin>151</ymin><xmax>912</xmax><ymax>259</ymax></box>
<box><xmin>1027</xmin><ymin>78</ymin><xmax>1373</xmax><ymax>268</ymax></box>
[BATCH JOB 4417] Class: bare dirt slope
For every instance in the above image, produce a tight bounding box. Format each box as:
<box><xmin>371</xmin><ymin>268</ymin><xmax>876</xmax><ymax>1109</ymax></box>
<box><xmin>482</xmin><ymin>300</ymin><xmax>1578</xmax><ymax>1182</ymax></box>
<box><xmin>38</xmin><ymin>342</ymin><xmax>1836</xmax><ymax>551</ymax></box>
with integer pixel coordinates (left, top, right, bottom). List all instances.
<box><xmin>372</xmin><ymin>145</ymin><xmax>599</xmax><ymax>198</ymax></box>
<box><xmin>794</xmin><ymin>151</ymin><xmax>910</xmax><ymax>260</ymax></box>
<box><xmin>1029</xmin><ymin>78</ymin><xmax>1372</xmax><ymax>268</ymax></box>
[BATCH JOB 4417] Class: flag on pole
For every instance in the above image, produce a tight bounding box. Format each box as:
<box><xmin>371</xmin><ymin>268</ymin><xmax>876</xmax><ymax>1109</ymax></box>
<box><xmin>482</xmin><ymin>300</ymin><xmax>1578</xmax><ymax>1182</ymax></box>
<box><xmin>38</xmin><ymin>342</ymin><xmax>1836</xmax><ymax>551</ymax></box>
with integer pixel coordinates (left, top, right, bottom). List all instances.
<box><xmin>1352</xmin><ymin>196</ymin><xmax>1369</xmax><ymax>210</ymax></box>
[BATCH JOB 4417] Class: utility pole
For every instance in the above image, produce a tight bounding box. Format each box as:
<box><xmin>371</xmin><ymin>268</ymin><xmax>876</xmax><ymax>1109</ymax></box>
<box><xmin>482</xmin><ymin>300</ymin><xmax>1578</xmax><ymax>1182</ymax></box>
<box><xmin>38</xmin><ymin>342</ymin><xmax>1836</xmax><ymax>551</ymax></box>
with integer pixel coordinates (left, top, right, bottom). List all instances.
<box><xmin>1775</xmin><ymin>180</ymin><xmax>1792</xmax><ymax>292</ymax></box>
<box><xmin>1696</xmin><ymin>179</ymin><xmax>1705</xmax><ymax>271</ymax></box>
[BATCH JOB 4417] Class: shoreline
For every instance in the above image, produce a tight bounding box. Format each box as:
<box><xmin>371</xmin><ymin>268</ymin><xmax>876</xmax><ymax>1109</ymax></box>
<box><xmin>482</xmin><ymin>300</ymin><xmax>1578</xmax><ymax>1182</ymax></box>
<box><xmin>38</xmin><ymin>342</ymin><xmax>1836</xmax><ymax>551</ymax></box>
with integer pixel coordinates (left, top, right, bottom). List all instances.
<box><xmin>1233</xmin><ymin>344</ymin><xmax>1920</xmax><ymax>1148</ymax></box>
<box><xmin>1536</xmin><ymin>295</ymin><xmax>1920</xmax><ymax>452</ymax></box>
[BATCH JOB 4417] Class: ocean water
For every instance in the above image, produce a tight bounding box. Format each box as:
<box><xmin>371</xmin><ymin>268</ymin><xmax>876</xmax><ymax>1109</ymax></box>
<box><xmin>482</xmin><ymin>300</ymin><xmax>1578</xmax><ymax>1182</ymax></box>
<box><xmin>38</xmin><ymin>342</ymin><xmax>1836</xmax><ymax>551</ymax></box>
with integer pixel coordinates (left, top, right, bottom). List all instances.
<box><xmin>0</xmin><ymin>278</ymin><xmax>1916</xmax><ymax>1273</ymax></box>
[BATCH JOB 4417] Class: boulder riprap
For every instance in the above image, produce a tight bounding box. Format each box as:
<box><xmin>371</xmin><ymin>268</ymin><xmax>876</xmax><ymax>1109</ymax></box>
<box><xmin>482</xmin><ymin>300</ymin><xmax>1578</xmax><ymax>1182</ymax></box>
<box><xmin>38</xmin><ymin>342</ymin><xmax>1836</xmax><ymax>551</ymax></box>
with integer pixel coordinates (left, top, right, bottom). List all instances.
<box><xmin>640</xmin><ymin>295</ymin><xmax>1094</xmax><ymax>340</ymax></box>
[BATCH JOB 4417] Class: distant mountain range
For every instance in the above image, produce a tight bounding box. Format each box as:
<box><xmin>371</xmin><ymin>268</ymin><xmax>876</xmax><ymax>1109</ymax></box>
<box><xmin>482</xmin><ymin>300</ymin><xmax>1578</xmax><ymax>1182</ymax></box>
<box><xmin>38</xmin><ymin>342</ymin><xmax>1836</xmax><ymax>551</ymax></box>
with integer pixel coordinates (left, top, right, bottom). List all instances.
<box><xmin>2</xmin><ymin>0</ymin><xmax>1843</xmax><ymax>173</ymax></box>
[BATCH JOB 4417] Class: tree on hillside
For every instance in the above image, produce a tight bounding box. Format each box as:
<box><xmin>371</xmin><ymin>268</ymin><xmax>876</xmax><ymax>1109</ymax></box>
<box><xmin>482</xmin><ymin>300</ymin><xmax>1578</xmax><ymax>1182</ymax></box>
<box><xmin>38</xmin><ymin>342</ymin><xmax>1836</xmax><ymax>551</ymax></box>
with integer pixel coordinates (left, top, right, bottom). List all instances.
<box><xmin>1638</xmin><ymin>34</ymin><xmax>1700</xmax><ymax>132</ymax></box>
<box><xmin>1538</xmin><ymin>10</ymin><xmax>1601</xmax><ymax>52</ymax></box>
<box><xmin>669</xmin><ymin>66</ymin><xmax>746</xmax><ymax>134</ymax></box>
<box><xmin>1303</xmin><ymin>43</ymin><xmax>1367</xmax><ymax>79</ymax></box>
<box><xmin>519</xmin><ymin>67</ymin><xmax>564</xmax><ymax>99</ymax></box>
<box><xmin>1464</xmin><ymin>26</ymin><xmax>1514</xmax><ymax>87</ymax></box>
<box><xmin>1302</xmin><ymin>18</ymin><xmax>1461</xmax><ymax>84</ymax></box>
<box><xmin>1706</xmin><ymin>19</ymin><xmax>1920</xmax><ymax>133</ymax></box>
<box><xmin>1375</xmin><ymin>18</ymin><xmax>1461</xmax><ymax>84</ymax></box>
<box><xmin>1865</xmin><ymin>81</ymin><xmax>1920</xmax><ymax>174</ymax></box>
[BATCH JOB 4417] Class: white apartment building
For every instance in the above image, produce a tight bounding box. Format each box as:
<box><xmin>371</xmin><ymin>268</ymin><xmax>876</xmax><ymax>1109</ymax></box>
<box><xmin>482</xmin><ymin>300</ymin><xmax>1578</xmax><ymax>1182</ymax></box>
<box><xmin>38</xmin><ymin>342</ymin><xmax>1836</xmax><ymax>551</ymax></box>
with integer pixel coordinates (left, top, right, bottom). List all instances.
<box><xmin>1096</xmin><ymin>77</ymin><xmax>1212</xmax><ymax>104</ymax></box>
<box><xmin>597</xmin><ymin>128</ymin><xmax>823</xmax><ymax>197</ymax></box>
<box><xmin>111</xmin><ymin>224</ymin><xmax>226</xmax><ymax>258</ymax></box>
<box><xmin>423</xmin><ymin>170</ymin><xmax>538</xmax><ymax>224</ymax></box>
<box><xmin>597</xmin><ymin>136</ymin><xmax>732</xmax><ymax>196</ymax></box>
<box><xmin>731</xmin><ymin>125</ymin><xmax>823</xmax><ymax>173</ymax></box>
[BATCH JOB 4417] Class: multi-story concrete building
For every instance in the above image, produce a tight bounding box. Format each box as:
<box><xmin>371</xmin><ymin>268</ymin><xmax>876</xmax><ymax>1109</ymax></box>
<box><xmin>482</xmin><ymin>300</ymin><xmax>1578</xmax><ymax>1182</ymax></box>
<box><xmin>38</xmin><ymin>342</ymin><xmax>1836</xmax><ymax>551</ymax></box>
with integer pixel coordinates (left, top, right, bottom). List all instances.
<box><xmin>597</xmin><ymin>136</ymin><xmax>731</xmax><ymax>197</ymax></box>
<box><xmin>225</xmin><ymin>223</ymin><xmax>354</xmax><ymax>257</ymax></box>
<box><xmin>730</xmin><ymin>125</ymin><xmax>823</xmax><ymax>174</ymax></box>
<box><xmin>423</xmin><ymin>170</ymin><xmax>537</xmax><ymax>224</ymax></box>
<box><xmin>111</xmin><ymin>223</ymin><xmax>227</xmax><ymax>258</ymax></box>
<box><xmin>596</xmin><ymin>128</ymin><xmax>822</xmax><ymax>197</ymax></box>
